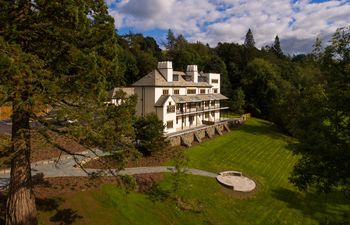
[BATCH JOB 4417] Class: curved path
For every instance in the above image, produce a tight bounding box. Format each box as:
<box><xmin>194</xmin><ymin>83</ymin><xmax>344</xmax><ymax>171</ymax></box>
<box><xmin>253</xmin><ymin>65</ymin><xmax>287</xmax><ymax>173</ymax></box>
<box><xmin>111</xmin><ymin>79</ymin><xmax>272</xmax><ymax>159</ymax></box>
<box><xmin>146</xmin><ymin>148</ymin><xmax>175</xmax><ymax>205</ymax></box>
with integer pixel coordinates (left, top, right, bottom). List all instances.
<box><xmin>0</xmin><ymin>150</ymin><xmax>218</xmax><ymax>187</ymax></box>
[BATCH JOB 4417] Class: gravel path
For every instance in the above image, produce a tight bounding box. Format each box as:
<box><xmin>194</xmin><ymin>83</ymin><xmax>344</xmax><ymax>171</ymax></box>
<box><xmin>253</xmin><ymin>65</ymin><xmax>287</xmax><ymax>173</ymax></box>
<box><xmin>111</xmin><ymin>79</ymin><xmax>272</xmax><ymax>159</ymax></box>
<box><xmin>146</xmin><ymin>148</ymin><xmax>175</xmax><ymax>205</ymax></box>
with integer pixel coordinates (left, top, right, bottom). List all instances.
<box><xmin>0</xmin><ymin>150</ymin><xmax>218</xmax><ymax>188</ymax></box>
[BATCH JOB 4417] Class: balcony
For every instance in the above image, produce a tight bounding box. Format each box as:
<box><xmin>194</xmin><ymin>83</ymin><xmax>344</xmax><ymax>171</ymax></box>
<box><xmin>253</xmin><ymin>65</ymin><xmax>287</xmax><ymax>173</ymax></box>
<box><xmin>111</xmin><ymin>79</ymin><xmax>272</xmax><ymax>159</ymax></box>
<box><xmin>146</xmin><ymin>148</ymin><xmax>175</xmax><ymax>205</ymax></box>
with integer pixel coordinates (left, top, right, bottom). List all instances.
<box><xmin>176</xmin><ymin>106</ymin><xmax>229</xmax><ymax>115</ymax></box>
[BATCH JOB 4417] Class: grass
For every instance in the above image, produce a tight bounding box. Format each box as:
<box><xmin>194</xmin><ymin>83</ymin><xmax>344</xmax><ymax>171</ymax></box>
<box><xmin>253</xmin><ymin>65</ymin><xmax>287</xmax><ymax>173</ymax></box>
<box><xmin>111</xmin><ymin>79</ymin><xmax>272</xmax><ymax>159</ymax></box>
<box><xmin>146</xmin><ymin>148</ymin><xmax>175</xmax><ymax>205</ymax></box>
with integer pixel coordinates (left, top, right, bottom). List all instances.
<box><xmin>37</xmin><ymin>118</ymin><xmax>350</xmax><ymax>225</ymax></box>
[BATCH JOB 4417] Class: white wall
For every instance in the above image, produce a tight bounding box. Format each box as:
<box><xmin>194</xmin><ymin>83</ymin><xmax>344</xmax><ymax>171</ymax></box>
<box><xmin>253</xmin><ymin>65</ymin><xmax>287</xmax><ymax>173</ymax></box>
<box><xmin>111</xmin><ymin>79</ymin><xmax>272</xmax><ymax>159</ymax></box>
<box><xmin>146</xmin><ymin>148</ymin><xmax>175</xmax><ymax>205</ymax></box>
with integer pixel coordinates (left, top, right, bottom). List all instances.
<box><xmin>162</xmin><ymin>97</ymin><xmax>176</xmax><ymax>133</ymax></box>
<box><xmin>205</xmin><ymin>73</ymin><xmax>221</xmax><ymax>93</ymax></box>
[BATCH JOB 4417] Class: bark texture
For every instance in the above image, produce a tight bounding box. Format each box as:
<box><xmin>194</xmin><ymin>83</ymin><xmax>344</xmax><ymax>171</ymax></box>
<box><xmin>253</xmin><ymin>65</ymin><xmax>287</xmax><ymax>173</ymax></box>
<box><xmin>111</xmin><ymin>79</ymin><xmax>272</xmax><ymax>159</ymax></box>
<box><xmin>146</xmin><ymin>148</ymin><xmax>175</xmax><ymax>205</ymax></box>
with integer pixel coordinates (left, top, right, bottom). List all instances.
<box><xmin>6</xmin><ymin>107</ymin><xmax>37</xmax><ymax>225</ymax></box>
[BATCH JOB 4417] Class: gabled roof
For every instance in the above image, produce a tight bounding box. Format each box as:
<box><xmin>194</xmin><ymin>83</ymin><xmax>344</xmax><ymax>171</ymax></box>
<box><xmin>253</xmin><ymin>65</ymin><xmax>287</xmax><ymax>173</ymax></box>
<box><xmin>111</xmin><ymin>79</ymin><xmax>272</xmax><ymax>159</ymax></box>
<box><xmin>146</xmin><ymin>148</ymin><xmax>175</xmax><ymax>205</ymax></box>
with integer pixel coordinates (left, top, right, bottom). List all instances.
<box><xmin>108</xmin><ymin>87</ymin><xmax>135</xmax><ymax>99</ymax></box>
<box><xmin>154</xmin><ymin>95</ymin><xmax>171</xmax><ymax>107</ymax></box>
<box><xmin>132</xmin><ymin>69</ymin><xmax>211</xmax><ymax>87</ymax></box>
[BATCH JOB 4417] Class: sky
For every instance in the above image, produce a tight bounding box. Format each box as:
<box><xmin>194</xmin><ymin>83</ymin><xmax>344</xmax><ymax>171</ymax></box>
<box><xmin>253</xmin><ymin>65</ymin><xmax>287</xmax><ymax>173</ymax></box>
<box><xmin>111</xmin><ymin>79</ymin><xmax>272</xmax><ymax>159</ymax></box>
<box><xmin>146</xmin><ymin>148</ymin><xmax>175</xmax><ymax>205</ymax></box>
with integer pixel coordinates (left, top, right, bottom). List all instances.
<box><xmin>106</xmin><ymin>0</ymin><xmax>350</xmax><ymax>54</ymax></box>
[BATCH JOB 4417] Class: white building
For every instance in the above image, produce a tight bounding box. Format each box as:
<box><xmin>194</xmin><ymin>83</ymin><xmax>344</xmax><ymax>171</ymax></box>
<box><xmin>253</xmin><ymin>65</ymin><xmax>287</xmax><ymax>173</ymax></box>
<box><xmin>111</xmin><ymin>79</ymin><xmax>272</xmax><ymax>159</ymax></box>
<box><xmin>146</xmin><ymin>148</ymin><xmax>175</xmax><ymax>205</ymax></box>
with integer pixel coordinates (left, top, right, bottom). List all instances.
<box><xmin>109</xmin><ymin>61</ymin><xmax>229</xmax><ymax>134</ymax></box>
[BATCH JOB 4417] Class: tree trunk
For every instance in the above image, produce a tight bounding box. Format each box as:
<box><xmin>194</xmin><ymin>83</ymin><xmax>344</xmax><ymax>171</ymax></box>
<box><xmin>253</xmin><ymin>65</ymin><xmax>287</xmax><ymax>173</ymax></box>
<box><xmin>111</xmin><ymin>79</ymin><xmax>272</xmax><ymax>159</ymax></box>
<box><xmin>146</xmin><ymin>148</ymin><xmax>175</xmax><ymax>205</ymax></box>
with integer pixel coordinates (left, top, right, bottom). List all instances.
<box><xmin>5</xmin><ymin>107</ymin><xmax>37</xmax><ymax>225</ymax></box>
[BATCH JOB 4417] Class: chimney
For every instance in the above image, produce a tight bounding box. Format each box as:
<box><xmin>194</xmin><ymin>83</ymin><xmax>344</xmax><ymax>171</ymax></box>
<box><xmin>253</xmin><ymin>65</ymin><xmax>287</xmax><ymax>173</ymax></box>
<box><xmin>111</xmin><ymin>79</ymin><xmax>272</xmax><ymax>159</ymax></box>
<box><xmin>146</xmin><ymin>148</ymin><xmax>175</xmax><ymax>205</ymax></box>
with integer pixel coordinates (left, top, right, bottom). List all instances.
<box><xmin>187</xmin><ymin>65</ymin><xmax>198</xmax><ymax>83</ymax></box>
<box><xmin>158</xmin><ymin>61</ymin><xmax>173</xmax><ymax>82</ymax></box>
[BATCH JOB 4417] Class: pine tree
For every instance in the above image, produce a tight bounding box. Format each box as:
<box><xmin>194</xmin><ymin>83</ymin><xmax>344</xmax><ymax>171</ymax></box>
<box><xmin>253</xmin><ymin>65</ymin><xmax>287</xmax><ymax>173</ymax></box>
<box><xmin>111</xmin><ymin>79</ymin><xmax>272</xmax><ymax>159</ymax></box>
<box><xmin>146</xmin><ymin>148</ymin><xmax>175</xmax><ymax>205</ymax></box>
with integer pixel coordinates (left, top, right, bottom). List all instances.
<box><xmin>166</xmin><ymin>29</ymin><xmax>176</xmax><ymax>50</ymax></box>
<box><xmin>312</xmin><ymin>37</ymin><xmax>323</xmax><ymax>61</ymax></box>
<box><xmin>244</xmin><ymin>28</ymin><xmax>255</xmax><ymax>48</ymax></box>
<box><xmin>273</xmin><ymin>35</ymin><xmax>284</xmax><ymax>57</ymax></box>
<box><xmin>0</xmin><ymin>1</ymin><xmax>136</xmax><ymax>224</ymax></box>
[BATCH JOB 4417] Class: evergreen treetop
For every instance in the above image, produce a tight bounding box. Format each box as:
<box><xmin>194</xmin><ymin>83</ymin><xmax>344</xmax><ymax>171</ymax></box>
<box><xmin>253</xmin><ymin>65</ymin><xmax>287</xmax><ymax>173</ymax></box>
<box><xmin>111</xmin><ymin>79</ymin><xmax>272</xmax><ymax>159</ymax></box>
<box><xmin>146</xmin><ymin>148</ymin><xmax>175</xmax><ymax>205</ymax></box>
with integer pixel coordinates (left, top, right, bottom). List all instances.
<box><xmin>244</xmin><ymin>28</ymin><xmax>255</xmax><ymax>48</ymax></box>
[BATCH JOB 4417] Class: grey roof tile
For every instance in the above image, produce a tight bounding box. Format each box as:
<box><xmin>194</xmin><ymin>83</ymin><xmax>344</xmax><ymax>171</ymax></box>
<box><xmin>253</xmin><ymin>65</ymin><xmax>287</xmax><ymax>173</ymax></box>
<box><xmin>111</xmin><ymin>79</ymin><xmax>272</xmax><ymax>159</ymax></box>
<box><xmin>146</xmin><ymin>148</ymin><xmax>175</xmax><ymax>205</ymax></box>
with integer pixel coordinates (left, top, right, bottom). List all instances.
<box><xmin>132</xmin><ymin>69</ymin><xmax>212</xmax><ymax>87</ymax></box>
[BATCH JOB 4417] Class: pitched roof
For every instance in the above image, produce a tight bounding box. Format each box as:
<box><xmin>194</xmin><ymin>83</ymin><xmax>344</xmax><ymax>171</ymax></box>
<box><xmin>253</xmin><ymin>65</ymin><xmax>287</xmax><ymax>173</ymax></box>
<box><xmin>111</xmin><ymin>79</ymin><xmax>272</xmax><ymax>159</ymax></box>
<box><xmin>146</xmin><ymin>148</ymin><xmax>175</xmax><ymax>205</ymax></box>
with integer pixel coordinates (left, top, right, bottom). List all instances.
<box><xmin>154</xmin><ymin>95</ymin><xmax>171</xmax><ymax>107</ymax></box>
<box><xmin>108</xmin><ymin>87</ymin><xmax>135</xmax><ymax>99</ymax></box>
<box><xmin>132</xmin><ymin>69</ymin><xmax>211</xmax><ymax>87</ymax></box>
<box><xmin>172</xmin><ymin>94</ymin><xmax>228</xmax><ymax>103</ymax></box>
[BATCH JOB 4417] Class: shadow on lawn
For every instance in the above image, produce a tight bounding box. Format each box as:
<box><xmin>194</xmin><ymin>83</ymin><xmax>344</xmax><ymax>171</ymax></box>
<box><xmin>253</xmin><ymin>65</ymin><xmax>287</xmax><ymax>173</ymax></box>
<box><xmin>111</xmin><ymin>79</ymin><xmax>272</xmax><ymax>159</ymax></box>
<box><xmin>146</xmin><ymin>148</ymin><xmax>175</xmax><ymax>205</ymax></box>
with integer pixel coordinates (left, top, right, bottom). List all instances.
<box><xmin>0</xmin><ymin>174</ymin><xmax>82</xmax><ymax>225</ymax></box>
<box><xmin>272</xmin><ymin>187</ymin><xmax>350</xmax><ymax>223</ymax></box>
<box><xmin>36</xmin><ymin>197</ymin><xmax>82</xmax><ymax>225</ymax></box>
<box><xmin>0</xmin><ymin>195</ymin><xmax>82</xmax><ymax>225</ymax></box>
<box><xmin>238</xmin><ymin>120</ymin><xmax>290</xmax><ymax>141</ymax></box>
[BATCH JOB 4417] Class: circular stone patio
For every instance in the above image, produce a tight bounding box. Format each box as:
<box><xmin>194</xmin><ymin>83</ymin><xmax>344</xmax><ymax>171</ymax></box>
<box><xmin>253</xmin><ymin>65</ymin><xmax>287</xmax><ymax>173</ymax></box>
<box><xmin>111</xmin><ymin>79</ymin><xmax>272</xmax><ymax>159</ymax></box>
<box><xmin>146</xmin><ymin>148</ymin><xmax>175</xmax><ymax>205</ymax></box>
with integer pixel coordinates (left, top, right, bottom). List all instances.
<box><xmin>216</xmin><ymin>171</ymin><xmax>256</xmax><ymax>192</ymax></box>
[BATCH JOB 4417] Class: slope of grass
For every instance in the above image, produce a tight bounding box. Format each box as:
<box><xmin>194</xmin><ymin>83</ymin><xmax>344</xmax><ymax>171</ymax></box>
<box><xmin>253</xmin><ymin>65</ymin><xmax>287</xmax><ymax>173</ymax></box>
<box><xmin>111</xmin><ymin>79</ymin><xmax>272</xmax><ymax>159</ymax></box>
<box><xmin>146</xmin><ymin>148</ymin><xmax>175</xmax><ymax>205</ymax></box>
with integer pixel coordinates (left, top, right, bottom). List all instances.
<box><xmin>37</xmin><ymin>118</ymin><xmax>350</xmax><ymax>225</ymax></box>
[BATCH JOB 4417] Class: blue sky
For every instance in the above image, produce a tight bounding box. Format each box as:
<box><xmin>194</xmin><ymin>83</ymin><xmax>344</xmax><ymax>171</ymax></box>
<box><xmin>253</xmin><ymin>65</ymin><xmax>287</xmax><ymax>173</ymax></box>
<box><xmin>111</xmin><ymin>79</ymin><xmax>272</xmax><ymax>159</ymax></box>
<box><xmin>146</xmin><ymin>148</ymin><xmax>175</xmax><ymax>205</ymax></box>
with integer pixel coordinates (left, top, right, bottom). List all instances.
<box><xmin>106</xmin><ymin>0</ymin><xmax>350</xmax><ymax>54</ymax></box>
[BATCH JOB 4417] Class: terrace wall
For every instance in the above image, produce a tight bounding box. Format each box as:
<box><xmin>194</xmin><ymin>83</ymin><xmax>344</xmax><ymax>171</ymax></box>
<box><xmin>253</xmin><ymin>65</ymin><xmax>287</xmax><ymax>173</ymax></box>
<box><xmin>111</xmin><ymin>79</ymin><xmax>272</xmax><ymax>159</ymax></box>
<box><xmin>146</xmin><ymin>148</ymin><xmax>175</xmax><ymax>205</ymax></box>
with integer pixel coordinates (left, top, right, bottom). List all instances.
<box><xmin>167</xmin><ymin>119</ymin><xmax>243</xmax><ymax>147</ymax></box>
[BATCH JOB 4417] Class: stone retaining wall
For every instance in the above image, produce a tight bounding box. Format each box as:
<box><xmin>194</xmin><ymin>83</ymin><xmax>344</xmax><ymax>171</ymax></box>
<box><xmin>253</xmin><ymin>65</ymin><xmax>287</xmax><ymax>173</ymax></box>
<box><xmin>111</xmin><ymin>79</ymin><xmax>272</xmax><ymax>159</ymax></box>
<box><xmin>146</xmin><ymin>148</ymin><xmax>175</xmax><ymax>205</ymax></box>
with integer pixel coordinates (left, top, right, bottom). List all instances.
<box><xmin>167</xmin><ymin>120</ymin><xmax>241</xmax><ymax>147</ymax></box>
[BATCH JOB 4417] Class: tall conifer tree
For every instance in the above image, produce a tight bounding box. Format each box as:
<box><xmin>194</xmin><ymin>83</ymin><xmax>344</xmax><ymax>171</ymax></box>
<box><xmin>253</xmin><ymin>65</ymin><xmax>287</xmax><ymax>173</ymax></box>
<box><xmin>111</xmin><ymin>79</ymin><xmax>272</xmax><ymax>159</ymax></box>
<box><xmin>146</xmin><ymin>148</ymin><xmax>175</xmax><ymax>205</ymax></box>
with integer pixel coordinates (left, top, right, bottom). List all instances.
<box><xmin>244</xmin><ymin>28</ymin><xmax>255</xmax><ymax>48</ymax></box>
<box><xmin>273</xmin><ymin>35</ymin><xmax>284</xmax><ymax>57</ymax></box>
<box><xmin>0</xmin><ymin>1</ymin><xmax>136</xmax><ymax>224</ymax></box>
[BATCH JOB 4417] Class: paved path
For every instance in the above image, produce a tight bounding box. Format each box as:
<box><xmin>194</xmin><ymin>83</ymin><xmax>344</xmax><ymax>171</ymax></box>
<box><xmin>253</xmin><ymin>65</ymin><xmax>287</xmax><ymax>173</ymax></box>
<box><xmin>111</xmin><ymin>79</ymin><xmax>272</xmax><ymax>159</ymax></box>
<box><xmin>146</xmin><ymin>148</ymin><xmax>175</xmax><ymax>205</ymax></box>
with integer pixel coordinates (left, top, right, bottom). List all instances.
<box><xmin>0</xmin><ymin>150</ymin><xmax>218</xmax><ymax>188</ymax></box>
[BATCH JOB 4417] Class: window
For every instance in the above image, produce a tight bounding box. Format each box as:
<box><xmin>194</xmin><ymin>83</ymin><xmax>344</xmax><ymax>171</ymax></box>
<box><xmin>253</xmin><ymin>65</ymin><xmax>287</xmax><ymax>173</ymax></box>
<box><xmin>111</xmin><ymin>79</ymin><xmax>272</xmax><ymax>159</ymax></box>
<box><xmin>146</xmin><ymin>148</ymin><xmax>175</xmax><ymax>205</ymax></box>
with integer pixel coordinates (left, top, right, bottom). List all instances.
<box><xmin>200</xmin><ymin>89</ymin><xmax>206</xmax><ymax>94</ymax></box>
<box><xmin>187</xmin><ymin>89</ymin><xmax>196</xmax><ymax>94</ymax></box>
<box><xmin>205</xmin><ymin>112</ymin><xmax>209</xmax><ymax>119</ymax></box>
<box><xmin>211</xmin><ymin>101</ymin><xmax>215</xmax><ymax>107</ymax></box>
<box><xmin>211</xmin><ymin>79</ymin><xmax>219</xmax><ymax>84</ymax></box>
<box><xmin>167</xmin><ymin>121</ymin><xmax>173</xmax><ymax>129</ymax></box>
<box><xmin>163</xmin><ymin>89</ymin><xmax>169</xmax><ymax>95</ymax></box>
<box><xmin>173</xmin><ymin>75</ymin><xmax>179</xmax><ymax>81</ymax></box>
<box><xmin>189</xmin><ymin>116</ymin><xmax>194</xmax><ymax>125</ymax></box>
<box><xmin>176</xmin><ymin>116</ymin><xmax>180</xmax><ymax>124</ymax></box>
<box><xmin>167</xmin><ymin>102</ymin><xmax>175</xmax><ymax>113</ymax></box>
<box><xmin>174</xmin><ymin>89</ymin><xmax>180</xmax><ymax>95</ymax></box>
<box><xmin>213</xmin><ymin>88</ymin><xmax>218</xmax><ymax>93</ymax></box>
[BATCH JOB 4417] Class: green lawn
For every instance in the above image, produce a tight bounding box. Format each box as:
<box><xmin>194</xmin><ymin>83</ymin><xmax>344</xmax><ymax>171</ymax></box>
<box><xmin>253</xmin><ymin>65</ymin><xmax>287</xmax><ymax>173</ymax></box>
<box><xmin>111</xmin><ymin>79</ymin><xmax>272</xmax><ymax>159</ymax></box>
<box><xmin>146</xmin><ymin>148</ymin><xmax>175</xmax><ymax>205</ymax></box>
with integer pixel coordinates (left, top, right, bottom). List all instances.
<box><xmin>38</xmin><ymin>118</ymin><xmax>350</xmax><ymax>225</ymax></box>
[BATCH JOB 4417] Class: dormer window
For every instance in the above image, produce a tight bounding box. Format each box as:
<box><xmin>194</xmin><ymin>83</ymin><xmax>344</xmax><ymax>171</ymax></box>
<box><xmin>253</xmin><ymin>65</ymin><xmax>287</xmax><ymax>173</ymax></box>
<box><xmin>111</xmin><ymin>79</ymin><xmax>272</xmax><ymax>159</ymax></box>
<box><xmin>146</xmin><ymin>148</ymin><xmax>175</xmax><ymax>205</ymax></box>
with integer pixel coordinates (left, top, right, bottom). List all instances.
<box><xmin>163</xmin><ymin>89</ymin><xmax>169</xmax><ymax>95</ymax></box>
<box><xmin>173</xmin><ymin>75</ymin><xmax>179</xmax><ymax>81</ymax></box>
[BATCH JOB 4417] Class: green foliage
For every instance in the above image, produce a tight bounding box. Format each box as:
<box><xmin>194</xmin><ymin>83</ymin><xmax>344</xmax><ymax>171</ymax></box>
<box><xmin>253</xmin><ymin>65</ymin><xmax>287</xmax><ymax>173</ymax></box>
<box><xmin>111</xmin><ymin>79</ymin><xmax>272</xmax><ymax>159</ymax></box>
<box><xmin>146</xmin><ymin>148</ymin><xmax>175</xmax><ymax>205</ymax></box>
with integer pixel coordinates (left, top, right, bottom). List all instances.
<box><xmin>242</xmin><ymin>58</ymin><xmax>282</xmax><ymax>116</ymax></box>
<box><xmin>134</xmin><ymin>113</ymin><xmax>168</xmax><ymax>156</ymax></box>
<box><xmin>166</xmin><ymin>29</ymin><xmax>177</xmax><ymax>50</ymax></box>
<box><xmin>120</xmin><ymin>175</ymin><xmax>137</xmax><ymax>194</ymax></box>
<box><xmin>118</xmin><ymin>33</ymin><xmax>161</xmax><ymax>84</ymax></box>
<box><xmin>170</xmin><ymin>151</ymin><xmax>188</xmax><ymax>199</ymax></box>
<box><xmin>289</xmin><ymin>26</ymin><xmax>350</xmax><ymax>193</ymax></box>
<box><xmin>244</xmin><ymin>28</ymin><xmax>255</xmax><ymax>48</ymax></box>
<box><xmin>272</xmin><ymin>35</ymin><xmax>284</xmax><ymax>57</ymax></box>
<box><xmin>230</xmin><ymin>87</ymin><xmax>245</xmax><ymax>114</ymax></box>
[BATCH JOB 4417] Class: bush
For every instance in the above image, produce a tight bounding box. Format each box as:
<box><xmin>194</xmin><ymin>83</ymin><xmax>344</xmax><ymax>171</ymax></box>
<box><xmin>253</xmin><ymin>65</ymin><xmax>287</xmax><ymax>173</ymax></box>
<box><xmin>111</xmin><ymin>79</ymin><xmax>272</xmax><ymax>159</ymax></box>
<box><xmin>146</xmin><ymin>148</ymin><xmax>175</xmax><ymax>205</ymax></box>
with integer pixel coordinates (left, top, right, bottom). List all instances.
<box><xmin>134</xmin><ymin>113</ymin><xmax>168</xmax><ymax>156</ymax></box>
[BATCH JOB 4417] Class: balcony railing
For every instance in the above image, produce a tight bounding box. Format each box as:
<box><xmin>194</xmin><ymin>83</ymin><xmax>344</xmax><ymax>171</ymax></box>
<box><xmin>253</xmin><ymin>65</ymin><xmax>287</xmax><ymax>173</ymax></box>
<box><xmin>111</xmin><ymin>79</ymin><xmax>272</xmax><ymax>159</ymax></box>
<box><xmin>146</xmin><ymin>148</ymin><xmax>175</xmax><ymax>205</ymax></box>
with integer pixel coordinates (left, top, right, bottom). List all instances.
<box><xmin>176</xmin><ymin>106</ymin><xmax>227</xmax><ymax>115</ymax></box>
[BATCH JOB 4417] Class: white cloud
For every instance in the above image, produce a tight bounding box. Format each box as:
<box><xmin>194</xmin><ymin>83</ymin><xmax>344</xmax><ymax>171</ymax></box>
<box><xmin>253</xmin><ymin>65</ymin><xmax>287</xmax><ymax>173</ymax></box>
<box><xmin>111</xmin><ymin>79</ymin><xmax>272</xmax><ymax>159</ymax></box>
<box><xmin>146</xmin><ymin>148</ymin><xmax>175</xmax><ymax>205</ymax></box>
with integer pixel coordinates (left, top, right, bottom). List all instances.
<box><xmin>107</xmin><ymin>0</ymin><xmax>350</xmax><ymax>53</ymax></box>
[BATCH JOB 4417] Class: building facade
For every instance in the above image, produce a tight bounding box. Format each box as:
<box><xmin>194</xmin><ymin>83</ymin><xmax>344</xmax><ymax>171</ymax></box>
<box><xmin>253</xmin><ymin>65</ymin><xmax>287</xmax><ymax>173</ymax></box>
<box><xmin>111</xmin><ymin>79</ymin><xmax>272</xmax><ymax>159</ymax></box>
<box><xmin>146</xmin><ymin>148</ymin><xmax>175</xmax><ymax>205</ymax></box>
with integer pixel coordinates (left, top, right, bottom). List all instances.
<box><xmin>110</xmin><ymin>61</ymin><xmax>229</xmax><ymax>134</ymax></box>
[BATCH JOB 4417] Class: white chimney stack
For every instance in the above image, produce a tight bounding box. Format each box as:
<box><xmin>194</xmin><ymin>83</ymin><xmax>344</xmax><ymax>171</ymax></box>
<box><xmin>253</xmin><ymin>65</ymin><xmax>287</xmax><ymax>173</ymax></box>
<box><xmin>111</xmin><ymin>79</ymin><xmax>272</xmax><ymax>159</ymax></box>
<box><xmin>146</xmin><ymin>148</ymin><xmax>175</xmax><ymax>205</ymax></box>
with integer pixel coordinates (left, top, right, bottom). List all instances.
<box><xmin>187</xmin><ymin>65</ymin><xmax>198</xmax><ymax>83</ymax></box>
<box><xmin>158</xmin><ymin>61</ymin><xmax>173</xmax><ymax>82</ymax></box>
